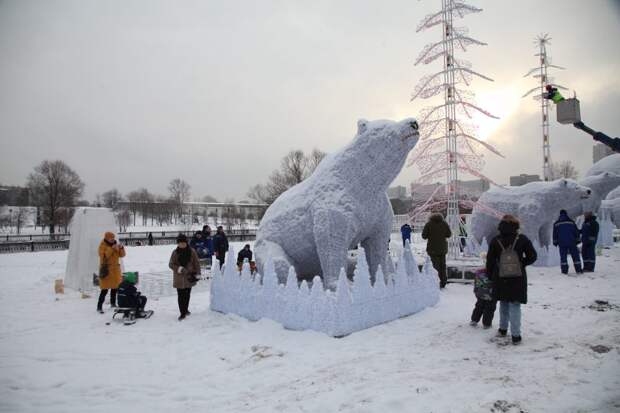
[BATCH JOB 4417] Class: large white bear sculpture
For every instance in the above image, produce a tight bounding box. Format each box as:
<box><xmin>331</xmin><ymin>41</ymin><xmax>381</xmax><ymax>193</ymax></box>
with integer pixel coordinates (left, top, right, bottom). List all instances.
<box><xmin>255</xmin><ymin>118</ymin><xmax>420</xmax><ymax>290</ymax></box>
<box><xmin>470</xmin><ymin>179</ymin><xmax>592</xmax><ymax>247</ymax></box>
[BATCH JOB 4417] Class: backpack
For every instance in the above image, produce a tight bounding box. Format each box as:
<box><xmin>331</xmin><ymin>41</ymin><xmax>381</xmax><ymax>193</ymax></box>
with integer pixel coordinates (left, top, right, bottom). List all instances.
<box><xmin>497</xmin><ymin>236</ymin><xmax>522</xmax><ymax>278</ymax></box>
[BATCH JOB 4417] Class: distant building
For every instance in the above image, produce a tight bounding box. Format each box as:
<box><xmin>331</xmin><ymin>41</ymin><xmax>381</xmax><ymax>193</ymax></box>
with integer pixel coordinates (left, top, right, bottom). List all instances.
<box><xmin>593</xmin><ymin>142</ymin><xmax>614</xmax><ymax>163</ymax></box>
<box><xmin>509</xmin><ymin>174</ymin><xmax>541</xmax><ymax>186</ymax></box>
<box><xmin>0</xmin><ymin>186</ymin><xmax>30</xmax><ymax>206</ymax></box>
<box><xmin>387</xmin><ymin>185</ymin><xmax>408</xmax><ymax>200</ymax></box>
<box><xmin>458</xmin><ymin>179</ymin><xmax>490</xmax><ymax>197</ymax></box>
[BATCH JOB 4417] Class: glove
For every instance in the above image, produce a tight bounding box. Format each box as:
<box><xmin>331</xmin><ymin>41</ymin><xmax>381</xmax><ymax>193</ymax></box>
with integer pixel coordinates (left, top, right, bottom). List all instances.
<box><xmin>178</xmin><ymin>266</ymin><xmax>185</xmax><ymax>274</ymax></box>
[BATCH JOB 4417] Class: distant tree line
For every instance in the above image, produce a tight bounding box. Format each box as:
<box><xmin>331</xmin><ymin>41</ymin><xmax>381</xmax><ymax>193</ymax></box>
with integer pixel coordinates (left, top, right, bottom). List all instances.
<box><xmin>247</xmin><ymin>149</ymin><xmax>326</xmax><ymax>206</ymax></box>
<box><xmin>1</xmin><ymin>159</ymin><xmax>223</xmax><ymax>235</ymax></box>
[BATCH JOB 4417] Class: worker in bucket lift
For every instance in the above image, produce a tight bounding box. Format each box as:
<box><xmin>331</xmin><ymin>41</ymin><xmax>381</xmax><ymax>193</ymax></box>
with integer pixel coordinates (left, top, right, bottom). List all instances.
<box><xmin>543</xmin><ymin>85</ymin><xmax>564</xmax><ymax>103</ymax></box>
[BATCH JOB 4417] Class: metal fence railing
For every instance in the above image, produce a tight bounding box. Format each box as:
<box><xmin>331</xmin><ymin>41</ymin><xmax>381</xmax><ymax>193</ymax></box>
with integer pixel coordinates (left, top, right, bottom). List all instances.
<box><xmin>0</xmin><ymin>229</ymin><xmax>257</xmax><ymax>254</ymax></box>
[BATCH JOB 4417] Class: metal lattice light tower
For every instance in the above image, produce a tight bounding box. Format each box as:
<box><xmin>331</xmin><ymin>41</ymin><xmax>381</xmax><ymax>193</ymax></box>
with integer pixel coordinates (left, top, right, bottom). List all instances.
<box><xmin>410</xmin><ymin>0</ymin><xmax>501</xmax><ymax>258</ymax></box>
<box><xmin>523</xmin><ymin>34</ymin><xmax>567</xmax><ymax>182</ymax></box>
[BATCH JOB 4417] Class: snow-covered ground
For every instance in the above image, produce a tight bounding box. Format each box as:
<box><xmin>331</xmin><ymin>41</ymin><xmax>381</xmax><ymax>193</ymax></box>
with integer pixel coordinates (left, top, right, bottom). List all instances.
<box><xmin>1</xmin><ymin>240</ymin><xmax>619</xmax><ymax>413</ymax></box>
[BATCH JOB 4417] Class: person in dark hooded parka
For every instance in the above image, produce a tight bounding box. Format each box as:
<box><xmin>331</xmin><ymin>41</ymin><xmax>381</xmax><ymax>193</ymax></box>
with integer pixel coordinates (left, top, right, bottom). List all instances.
<box><xmin>580</xmin><ymin>211</ymin><xmax>599</xmax><ymax>272</ymax></box>
<box><xmin>486</xmin><ymin>214</ymin><xmax>537</xmax><ymax>345</ymax></box>
<box><xmin>552</xmin><ymin>209</ymin><xmax>583</xmax><ymax>274</ymax></box>
<box><xmin>421</xmin><ymin>213</ymin><xmax>452</xmax><ymax>289</ymax></box>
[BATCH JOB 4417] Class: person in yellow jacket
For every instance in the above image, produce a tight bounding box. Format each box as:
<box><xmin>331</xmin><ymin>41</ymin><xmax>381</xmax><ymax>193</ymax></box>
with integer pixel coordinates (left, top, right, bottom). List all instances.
<box><xmin>97</xmin><ymin>232</ymin><xmax>126</xmax><ymax>313</ymax></box>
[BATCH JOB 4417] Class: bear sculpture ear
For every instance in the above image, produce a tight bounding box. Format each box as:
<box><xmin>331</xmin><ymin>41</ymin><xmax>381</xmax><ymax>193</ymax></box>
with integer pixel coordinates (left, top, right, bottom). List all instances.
<box><xmin>357</xmin><ymin>119</ymin><xmax>368</xmax><ymax>135</ymax></box>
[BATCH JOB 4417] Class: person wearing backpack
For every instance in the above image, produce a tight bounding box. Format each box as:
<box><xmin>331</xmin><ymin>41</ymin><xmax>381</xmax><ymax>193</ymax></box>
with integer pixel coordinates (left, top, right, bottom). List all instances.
<box><xmin>486</xmin><ymin>215</ymin><xmax>537</xmax><ymax>345</ymax></box>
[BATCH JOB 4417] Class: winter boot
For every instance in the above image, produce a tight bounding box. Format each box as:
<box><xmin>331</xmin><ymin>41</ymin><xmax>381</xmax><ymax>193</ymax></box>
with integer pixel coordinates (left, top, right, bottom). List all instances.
<box><xmin>497</xmin><ymin>329</ymin><xmax>507</xmax><ymax>337</ymax></box>
<box><xmin>511</xmin><ymin>335</ymin><xmax>522</xmax><ymax>345</ymax></box>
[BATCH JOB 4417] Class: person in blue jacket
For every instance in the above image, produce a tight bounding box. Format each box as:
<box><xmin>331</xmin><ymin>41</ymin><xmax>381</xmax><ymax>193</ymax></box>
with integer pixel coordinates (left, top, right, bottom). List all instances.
<box><xmin>580</xmin><ymin>211</ymin><xmax>600</xmax><ymax>272</ymax></box>
<box><xmin>552</xmin><ymin>209</ymin><xmax>583</xmax><ymax>274</ymax></box>
<box><xmin>190</xmin><ymin>231</ymin><xmax>209</xmax><ymax>259</ymax></box>
<box><xmin>400</xmin><ymin>223</ymin><xmax>412</xmax><ymax>247</ymax></box>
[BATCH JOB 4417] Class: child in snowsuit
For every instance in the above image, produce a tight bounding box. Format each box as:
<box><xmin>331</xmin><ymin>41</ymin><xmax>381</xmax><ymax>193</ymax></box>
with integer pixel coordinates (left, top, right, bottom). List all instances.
<box><xmin>117</xmin><ymin>272</ymin><xmax>148</xmax><ymax>316</ymax></box>
<box><xmin>470</xmin><ymin>268</ymin><xmax>496</xmax><ymax>328</ymax></box>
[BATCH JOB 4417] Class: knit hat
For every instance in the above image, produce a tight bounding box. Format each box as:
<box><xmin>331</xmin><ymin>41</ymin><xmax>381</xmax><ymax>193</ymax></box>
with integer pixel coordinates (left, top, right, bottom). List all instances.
<box><xmin>176</xmin><ymin>233</ymin><xmax>188</xmax><ymax>243</ymax></box>
<box><xmin>124</xmin><ymin>272</ymin><xmax>137</xmax><ymax>284</ymax></box>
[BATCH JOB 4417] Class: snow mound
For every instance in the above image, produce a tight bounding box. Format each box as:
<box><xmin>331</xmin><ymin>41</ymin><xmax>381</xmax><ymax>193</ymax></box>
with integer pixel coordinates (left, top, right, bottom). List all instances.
<box><xmin>255</xmin><ymin>118</ymin><xmax>420</xmax><ymax>290</ymax></box>
<box><xmin>64</xmin><ymin>208</ymin><xmax>117</xmax><ymax>291</ymax></box>
<box><xmin>579</xmin><ymin>172</ymin><xmax>620</xmax><ymax>213</ymax></box>
<box><xmin>585</xmin><ymin>153</ymin><xmax>620</xmax><ymax>177</ymax></box>
<box><xmin>211</xmin><ymin>242</ymin><xmax>439</xmax><ymax>337</ymax></box>
<box><xmin>605</xmin><ymin>186</ymin><xmax>620</xmax><ymax>201</ymax></box>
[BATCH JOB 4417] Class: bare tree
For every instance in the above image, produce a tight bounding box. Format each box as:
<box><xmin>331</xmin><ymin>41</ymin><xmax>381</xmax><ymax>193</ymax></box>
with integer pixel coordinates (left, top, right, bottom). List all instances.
<box><xmin>202</xmin><ymin>195</ymin><xmax>218</xmax><ymax>203</ymax></box>
<box><xmin>550</xmin><ymin>160</ymin><xmax>579</xmax><ymax>180</ymax></box>
<box><xmin>126</xmin><ymin>188</ymin><xmax>153</xmax><ymax>226</ymax></box>
<box><xmin>117</xmin><ymin>210</ymin><xmax>131</xmax><ymax>232</ymax></box>
<box><xmin>27</xmin><ymin>160</ymin><xmax>84</xmax><ymax>235</ymax></box>
<box><xmin>14</xmin><ymin>207</ymin><xmax>30</xmax><ymax>235</ymax></box>
<box><xmin>168</xmin><ymin>178</ymin><xmax>191</xmax><ymax>222</ymax></box>
<box><xmin>247</xmin><ymin>149</ymin><xmax>325</xmax><ymax>205</ymax></box>
<box><xmin>102</xmin><ymin>189</ymin><xmax>124</xmax><ymax>210</ymax></box>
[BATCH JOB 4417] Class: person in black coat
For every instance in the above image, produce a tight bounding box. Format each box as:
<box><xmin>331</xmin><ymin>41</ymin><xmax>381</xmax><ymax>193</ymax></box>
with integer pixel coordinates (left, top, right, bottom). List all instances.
<box><xmin>237</xmin><ymin>244</ymin><xmax>253</xmax><ymax>266</ymax></box>
<box><xmin>486</xmin><ymin>214</ymin><xmax>537</xmax><ymax>345</ymax></box>
<box><xmin>580</xmin><ymin>211</ymin><xmax>600</xmax><ymax>272</ymax></box>
<box><xmin>213</xmin><ymin>226</ymin><xmax>229</xmax><ymax>269</ymax></box>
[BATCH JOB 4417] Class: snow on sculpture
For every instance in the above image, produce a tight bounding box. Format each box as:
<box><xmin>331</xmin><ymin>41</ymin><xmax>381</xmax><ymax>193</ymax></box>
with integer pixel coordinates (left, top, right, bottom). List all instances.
<box><xmin>470</xmin><ymin>179</ymin><xmax>592</xmax><ymax>248</ymax></box>
<box><xmin>65</xmin><ymin>207</ymin><xmax>117</xmax><ymax>292</ymax></box>
<box><xmin>579</xmin><ymin>172</ymin><xmax>620</xmax><ymax>213</ymax></box>
<box><xmin>255</xmin><ymin>118</ymin><xmax>420</xmax><ymax>290</ymax></box>
<box><xmin>211</xmin><ymin>243</ymin><xmax>439</xmax><ymax>337</ymax></box>
<box><xmin>602</xmin><ymin>186</ymin><xmax>620</xmax><ymax>231</ymax></box>
<box><xmin>585</xmin><ymin>153</ymin><xmax>620</xmax><ymax>178</ymax></box>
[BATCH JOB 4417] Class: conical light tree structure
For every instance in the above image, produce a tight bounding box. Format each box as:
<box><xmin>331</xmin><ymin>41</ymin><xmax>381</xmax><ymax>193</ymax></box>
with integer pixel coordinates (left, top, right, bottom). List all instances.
<box><xmin>522</xmin><ymin>34</ymin><xmax>567</xmax><ymax>182</ymax></box>
<box><xmin>409</xmin><ymin>0</ymin><xmax>502</xmax><ymax>258</ymax></box>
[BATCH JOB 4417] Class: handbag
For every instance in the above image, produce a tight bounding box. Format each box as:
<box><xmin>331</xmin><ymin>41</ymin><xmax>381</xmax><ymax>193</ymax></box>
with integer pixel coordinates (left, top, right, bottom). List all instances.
<box><xmin>99</xmin><ymin>256</ymin><xmax>109</xmax><ymax>279</ymax></box>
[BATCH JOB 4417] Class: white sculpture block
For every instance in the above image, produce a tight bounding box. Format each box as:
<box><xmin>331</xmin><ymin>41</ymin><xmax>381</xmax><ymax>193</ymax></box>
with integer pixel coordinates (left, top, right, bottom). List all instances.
<box><xmin>255</xmin><ymin>118</ymin><xmax>420</xmax><ymax>290</ymax></box>
<box><xmin>210</xmin><ymin>245</ymin><xmax>439</xmax><ymax>337</ymax></box>
<box><xmin>470</xmin><ymin>179</ymin><xmax>592</xmax><ymax>249</ymax></box>
<box><xmin>64</xmin><ymin>207</ymin><xmax>117</xmax><ymax>292</ymax></box>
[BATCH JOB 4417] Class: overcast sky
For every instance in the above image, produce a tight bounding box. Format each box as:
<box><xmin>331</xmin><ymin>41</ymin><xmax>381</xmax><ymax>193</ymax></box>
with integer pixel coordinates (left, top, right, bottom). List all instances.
<box><xmin>1</xmin><ymin>0</ymin><xmax>619</xmax><ymax>202</ymax></box>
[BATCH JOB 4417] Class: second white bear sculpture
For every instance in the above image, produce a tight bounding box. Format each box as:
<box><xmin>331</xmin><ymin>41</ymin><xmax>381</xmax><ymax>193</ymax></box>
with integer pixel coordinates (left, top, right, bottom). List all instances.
<box><xmin>255</xmin><ymin>118</ymin><xmax>420</xmax><ymax>290</ymax></box>
<box><xmin>470</xmin><ymin>179</ymin><xmax>592</xmax><ymax>247</ymax></box>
